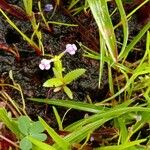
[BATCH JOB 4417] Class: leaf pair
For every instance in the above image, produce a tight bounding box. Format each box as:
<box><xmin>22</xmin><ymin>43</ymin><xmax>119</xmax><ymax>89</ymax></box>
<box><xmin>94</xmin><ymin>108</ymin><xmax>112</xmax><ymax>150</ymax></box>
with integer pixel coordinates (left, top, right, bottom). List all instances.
<box><xmin>43</xmin><ymin>68</ymin><xmax>86</xmax><ymax>99</ymax></box>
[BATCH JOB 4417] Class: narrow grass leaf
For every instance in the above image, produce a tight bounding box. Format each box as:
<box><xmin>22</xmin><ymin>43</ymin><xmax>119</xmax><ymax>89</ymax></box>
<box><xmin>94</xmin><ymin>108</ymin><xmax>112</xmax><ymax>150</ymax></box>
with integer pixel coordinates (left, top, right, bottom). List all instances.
<box><xmin>0</xmin><ymin>108</ymin><xmax>20</xmax><ymax>138</ymax></box>
<box><xmin>98</xmin><ymin>33</ymin><xmax>105</xmax><ymax>88</ymax></box>
<box><xmin>52</xmin><ymin>106</ymin><xmax>63</xmax><ymax>130</ymax></box>
<box><xmin>115</xmin><ymin>0</ymin><xmax>128</xmax><ymax>58</ymax></box>
<box><xmin>29</xmin><ymin>98</ymin><xmax>106</xmax><ymax>113</ymax></box>
<box><xmin>28</xmin><ymin>136</ymin><xmax>56</xmax><ymax>150</ymax></box>
<box><xmin>47</xmin><ymin>21</ymin><xmax>78</xmax><ymax>26</ymax></box>
<box><xmin>39</xmin><ymin>117</ymin><xmax>70</xmax><ymax>150</ymax></box>
<box><xmin>64</xmin><ymin>118</ymin><xmax>108</xmax><ymax>144</ymax></box>
<box><xmin>118</xmin><ymin>117</ymin><xmax>128</xmax><ymax>144</ymax></box>
<box><xmin>66</xmin><ymin>107</ymin><xmax>150</xmax><ymax>131</ymax></box>
<box><xmin>119</xmin><ymin>22</ymin><xmax>150</xmax><ymax>61</ymax></box>
<box><xmin>87</xmin><ymin>0</ymin><xmax>117</xmax><ymax>62</ymax></box>
<box><xmin>23</xmin><ymin>0</ymin><xmax>32</xmax><ymax>16</ymax></box>
<box><xmin>94</xmin><ymin>139</ymin><xmax>146</xmax><ymax>150</ymax></box>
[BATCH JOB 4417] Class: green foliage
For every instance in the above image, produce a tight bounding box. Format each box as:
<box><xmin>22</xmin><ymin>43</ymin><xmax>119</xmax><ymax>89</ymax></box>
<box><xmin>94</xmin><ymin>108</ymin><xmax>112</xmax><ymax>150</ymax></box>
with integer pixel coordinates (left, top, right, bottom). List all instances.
<box><xmin>63</xmin><ymin>86</ymin><xmax>73</xmax><ymax>99</ymax></box>
<box><xmin>63</xmin><ymin>69</ymin><xmax>86</xmax><ymax>84</ymax></box>
<box><xmin>30</xmin><ymin>97</ymin><xmax>150</xmax><ymax>148</ymax></box>
<box><xmin>67</xmin><ymin>0</ymin><xmax>89</xmax><ymax>16</ymax></box>
<box><xmin>1</xmin><ymin>1</ymin><xmax>150</xmax><ymax>149</ymax></box>
<box><xmin>95</xmin><ymin>139</ymin><xmax>145</xmax><ymax>150</ymax></box>
<box><xmin>52</xmin><ymin>106</ymin><xmax>63</xmax><ymax>130</ymax></box>
<box><xmin>87</xmin><ymin>0</ymin><xmax>117</xmax><ymax>62</ymax></box>
<box><xmin>0</xmin><ymin>108</ymin><xmax>20</xmax><ymax>138</ymax></box>
<box><xmin>43</xmin><ymin>55</ymin><xmax>86</xmax><ymax>99</ymax></box>
<box><xmin>39</xmin><ymin>117</ymin><xmax>71</xmax><ymax>150</ymax></box>
<box><xmin>28</xmin><ymin>136</ymin><xmax>57</xmax><ymax>150</ymax></box>
<box><xmin>20</xmin><ymin>138</ymin><xmax>32</xmax><ymax>150</ymax></box>
<box><xmin>18</xmin><ymin>116</ymin><xmax>47</xmax><ymax>150</ymax></box>
<box><xmin>43</xmin><ymin>78</ymin><xmax>63</xmax><ymax>87</ymax></box>
<box><xmin>119</xmin><ymin>22</ymin><xmax>150</xmax><ymax>61</ymax></box>
<box><xmin>29</xmin><ymin>98</ymin><xmax>106</xmax><ymax>113</ymax></box>
<box><xmin>23</xmin><ymin>0</ymin><xmax>32</xmax><ymax>16</ymax></box>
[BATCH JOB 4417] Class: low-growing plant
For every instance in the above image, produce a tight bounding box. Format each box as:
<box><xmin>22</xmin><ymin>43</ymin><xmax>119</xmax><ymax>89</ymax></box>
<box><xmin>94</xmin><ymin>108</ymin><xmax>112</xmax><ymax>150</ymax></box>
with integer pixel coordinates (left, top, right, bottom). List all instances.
<box><xmin>0</xmin><ymin>108</ymin><xmax>50</xmax><ymax>150</ymax></box>
<box><xmin>18</xmin><ymin>116</ymin><xmax>47</xmax><ymax>150</ymax></box>
<box><xmin>40</xmin><ymin>44</ymin><xmax>86</xmax><ymax>99</ymax></box>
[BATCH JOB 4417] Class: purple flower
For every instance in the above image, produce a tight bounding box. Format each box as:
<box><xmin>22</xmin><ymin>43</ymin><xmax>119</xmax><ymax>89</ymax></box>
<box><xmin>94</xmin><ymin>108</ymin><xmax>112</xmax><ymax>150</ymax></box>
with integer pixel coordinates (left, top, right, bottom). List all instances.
<box><xmin>39</xmin><ymin>59</ymin><xmax>51</xmax><ymax>70</ymax></box>
<box><xmin>65</xmin><ymin>44</ymin><xmax>77</xmax><ymax>55</ymax></box>
<box><xmin>90</xmin><ymin>136</ymin><xmax>94</xmax><ymax>142</ymax></box>
<box><xmin>44</xmin><ymin>4</ymin><xmax>53</xmax><ymax>12</ymax></box>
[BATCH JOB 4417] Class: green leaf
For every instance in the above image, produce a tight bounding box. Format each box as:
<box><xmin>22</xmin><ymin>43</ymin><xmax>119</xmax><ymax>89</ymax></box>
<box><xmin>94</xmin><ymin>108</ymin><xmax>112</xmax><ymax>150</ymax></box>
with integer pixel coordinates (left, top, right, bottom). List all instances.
<box><xmin>64</xmin><ymin>68</ymin><xmax>86</xmax><ymax>84</ymax></box>
<box><xmin>115</xmin><ymin>0</ymin><xmax>128</xmax><ymax>59</ymax></box>
<box><xmin>39</xmin><ymin>117</ymin><xmax>70</xmax><ymax>150</ymax></box>
<box><xmin>23</xmin><ymin>0</ymin><xmax>32</xmax><ymax>16</ymax></box>
<box><xmin>52</xmin><ymin>106</ymin><xmax>63</xmax><ymax>130</ymax></box>
<box><xmin>31</xmin><ymin>133</ymin><xmax>47</xmax><ymax>141</ymax></box>
<box><xmin>87</xmin><ymin>0</ymin><xmax>117</xmax><ymax>62</ymax></box>
<box><xmin>20</xmin><ymin>137</ymin><xmax>32</xmax><ymax>150</ymax></box>
<box><xmin>63</xmin><ymin>86</ymin><xmax>73</xmax><ymax>99</ymax></box>
<box><xmin>43</xmin><ymin>78</ymin><xmax>63</xmax><ymax>87</ymax></box>
<box><xmin>30</xmin><ymin>121</ymin><xmax>45</xmax><ymax>134</ymax></box>
<box><xmin>117</xmin><ymin>117</ymin><xmax>128</xmax><ymax>144</ymax></box>
<box><xmin>53</xmin><ymin>68</ymin><xmax>63</xmax><ymax>79</ymax></box>
<box><xmin>94</xmin><ymin>139</ymin><xmax>146</xmax><ymax>150</ymax></box>
<box><xmin>18</xmin><ymin>116</ymin><xmax>31</xmax><ymax>135</ymax></box>
<box><xmin>28</xmin><ymin>136</ymin><xmax>56</xmax><ymax>150</ymax></box>
<box><xmin>0</xmin><ymin>108</ymin><xmax>20</xmax><ymax>138</ymax></box>
<box><xmin>53</xmin><ymin>56</ymin><xmax>63</xmax><ymax>77</ymax></box>
<box><xmin>29</xmin><ymin>98</ymin><xmax>106</xmax><ymax>113</ymax></box>
<box><xmin>119</xmin><ymin>22</ymin><xmax>150</xmax><ymax>60</ymax></box>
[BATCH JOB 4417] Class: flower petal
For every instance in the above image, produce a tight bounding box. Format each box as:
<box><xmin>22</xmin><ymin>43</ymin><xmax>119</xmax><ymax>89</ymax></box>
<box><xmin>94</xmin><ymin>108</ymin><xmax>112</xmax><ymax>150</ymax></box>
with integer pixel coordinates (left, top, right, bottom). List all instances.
<box><xmin>39</xmin><ymin>64</ymin><xmax>45</xmax><ymax>70</ymax></box>
<box><xmin>45</xmin><ymin>64</ymin><xmax>51</xmax><ymax>70</ymax></box>
<box><xmin>72</xmin><ymin>44</ymin><xmax>77</xmax><ymax>51</ymax></box>
<box><xmin>65</xmin><ymin>44</ymin><xmax>77</xmax><ymax>55</ymax></box>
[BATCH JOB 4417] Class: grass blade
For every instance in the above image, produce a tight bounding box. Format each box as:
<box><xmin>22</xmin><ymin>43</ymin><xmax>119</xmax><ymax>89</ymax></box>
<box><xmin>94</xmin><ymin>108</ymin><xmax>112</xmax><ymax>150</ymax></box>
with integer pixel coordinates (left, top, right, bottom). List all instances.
<box><xmin>95</xmin><ymin>139</ymin><xmax>146</xmax><ymax>150</ymax></box>
<box><xmin>29</xmin><ymin>98</ymin><xmax>106</xmax><ymax>113</ymax></box>
<box><xmin>119</xmin><ymin>22</ymin><xmax>150</xmax><ymax>61</ymax></box>
<box><xmin>28</xmin><ymin>136</ymin><xmax>56</xmax><ymax>150</ymax></box>
<box><xmin>115</xmin><ymin>0</ymin><xmax>128</xmax><ymax>58</ymax></box>
<box><xmin>87</xmin><ymin>0</ymin><xmax>117</xmax><ymax>62</ymax></box>
<box><xmin>39</xmin><ymin>117</ymin><xmax>70</xmax><ymax>150</ymax></box>
<box><xmin>0</xmin><ymin>108</ymin><xmax>20</xmax><ymax>138</ymax></box>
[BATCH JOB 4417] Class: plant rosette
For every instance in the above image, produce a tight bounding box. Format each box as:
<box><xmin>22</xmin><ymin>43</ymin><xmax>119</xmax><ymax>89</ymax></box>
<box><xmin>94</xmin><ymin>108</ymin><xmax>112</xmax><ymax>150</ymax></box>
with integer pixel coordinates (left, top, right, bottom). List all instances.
<box><xmin>40</xmin><ymin>44</ymin><xmax>86</xmax><ymax>99</ymax></box>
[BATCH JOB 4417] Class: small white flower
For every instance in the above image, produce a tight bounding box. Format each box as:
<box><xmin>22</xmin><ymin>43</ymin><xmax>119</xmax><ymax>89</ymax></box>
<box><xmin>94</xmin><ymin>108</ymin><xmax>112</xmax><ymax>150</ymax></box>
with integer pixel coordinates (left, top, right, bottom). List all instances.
<box><xmin>39</xmin><ymin>59</ymin><xmax>51</xmax><ymax>70</ymax></box>
<box><xmin>65</xmin><ymin>44</ymin><xmax>77</xmax><ymax>55</ymax></box>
